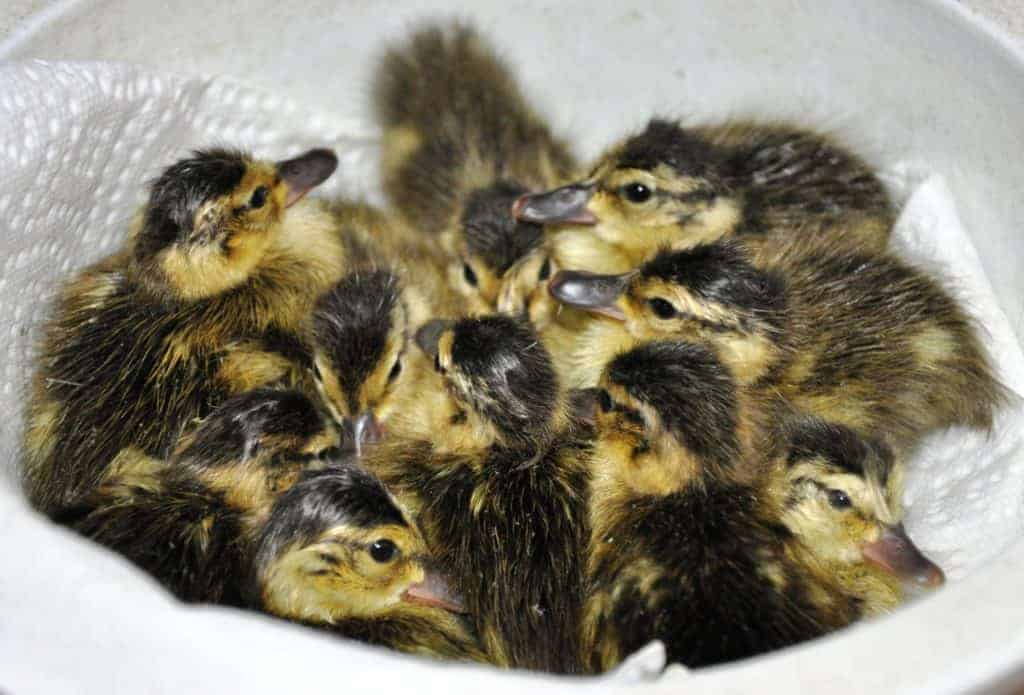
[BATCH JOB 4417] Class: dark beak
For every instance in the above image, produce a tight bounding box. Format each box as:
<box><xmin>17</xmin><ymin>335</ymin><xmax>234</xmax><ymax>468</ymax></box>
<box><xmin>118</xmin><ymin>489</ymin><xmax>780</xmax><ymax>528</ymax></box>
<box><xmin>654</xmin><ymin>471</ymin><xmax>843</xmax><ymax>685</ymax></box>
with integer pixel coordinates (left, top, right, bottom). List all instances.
<box><xmin>862</xmin><ymin>523</ymin><xmax>946</xmax><ymax>588</ymax></box>
<box><xmin>512</xmin><ymin>183</ymin><xmax>598</xmax><ymax>225</ymax></box>
<box><xmin>276</xmin><ymin>148</ymin><xmax>339</xmax><ymax>207</ymax></box>
<box><xmin>342</xmin><ymin>412</ymin><xmax>383</xmax><ymax>458</ymax></box>
<box><xmin>548</xmin><ymin>269</ymin><xmax>634</xmax><ymax>321</ymax></box>
<box><xmin>401</xmin><ymin>568</ymin><xmax>466</xmax><ymax>613</ymax></box>
<box><xmin>414</xmin><ymin>319</ymin><xmax>453</xmax><ymax>361</ymax></box>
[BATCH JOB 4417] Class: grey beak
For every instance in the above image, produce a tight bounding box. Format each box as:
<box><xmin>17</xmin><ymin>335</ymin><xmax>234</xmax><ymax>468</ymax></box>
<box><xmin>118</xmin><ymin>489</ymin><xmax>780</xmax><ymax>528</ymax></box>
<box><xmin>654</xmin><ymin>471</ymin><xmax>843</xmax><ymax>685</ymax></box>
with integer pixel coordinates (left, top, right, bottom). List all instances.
<box><xmin>548</xmin><ymin>269</ymin><xmax>634</xmax><ymax>320</ymax></box>
<box><xmin>512</xmin><ymin>183</ymin><xmax>598</xmax><ymax>225</ymax></box>
<box><xmin>276</xmin><ymin>148</ymin><xmax>338</xmax><ymax>207</ymax></box>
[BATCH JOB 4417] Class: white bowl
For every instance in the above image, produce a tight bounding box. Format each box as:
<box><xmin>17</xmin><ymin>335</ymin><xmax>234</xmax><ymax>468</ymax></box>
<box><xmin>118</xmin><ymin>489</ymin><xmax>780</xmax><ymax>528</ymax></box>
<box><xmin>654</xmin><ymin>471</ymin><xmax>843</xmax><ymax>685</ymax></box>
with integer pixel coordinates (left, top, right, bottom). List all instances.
<box><xmin>1</xmin><ymin>1</ymin><xmax>1023</xmax><ymax>693</ymax></box>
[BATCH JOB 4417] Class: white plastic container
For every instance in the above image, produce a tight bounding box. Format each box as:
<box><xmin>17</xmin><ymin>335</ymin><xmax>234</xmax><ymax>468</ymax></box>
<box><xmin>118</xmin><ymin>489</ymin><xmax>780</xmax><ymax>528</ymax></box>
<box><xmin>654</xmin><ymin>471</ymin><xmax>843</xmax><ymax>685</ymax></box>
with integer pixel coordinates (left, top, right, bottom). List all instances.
<box><xmin>1</xmin><ymin>2</ymin><xmax>1023</xmax><ymax>693</ymax></box>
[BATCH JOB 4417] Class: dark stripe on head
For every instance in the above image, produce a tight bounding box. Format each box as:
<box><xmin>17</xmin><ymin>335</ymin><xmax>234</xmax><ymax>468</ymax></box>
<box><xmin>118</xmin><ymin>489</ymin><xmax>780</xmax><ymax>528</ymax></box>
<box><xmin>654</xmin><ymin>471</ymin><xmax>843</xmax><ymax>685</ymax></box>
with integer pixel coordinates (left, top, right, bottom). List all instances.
<box><xmin>462</xmin><ymin>181</ymin><xmax>544</xmax><ymax>275</ymax></box>
<box><xmin>252</xmin><ymin>464</ymin><xmax>409</xmax><ymax>583</ymax></box>
<box><xmin>615</xmin><ymin>119</ymin><xmax>722</xmax><ymax>179</ymax></box>
<box><xmin>608</xmin><ymin>341</ymin><xmax>739</xmax><ymax>469</ymax></box>
<box><xmin>641</xmin><ymin>242</ymin><xmax>787</xmax><ymax>318</ymax></box>
<box><xmin>449</xmin><ymin>315</ymin><xmax>558</xmax><ymax>441</ymax></box>
<box><xmin>313</xmin><ymin>270</ymin><xmax>402</xmax><ymax>410</ymax></box>
<box><xmin>785</xmin><ymin>418</ymin><xmax>894</xmax><ymax>485</ymax></box>
<box><xmin>137</xmin><ymin>148</ymin><xmax>249</xmax><ymax>260</ymax></box>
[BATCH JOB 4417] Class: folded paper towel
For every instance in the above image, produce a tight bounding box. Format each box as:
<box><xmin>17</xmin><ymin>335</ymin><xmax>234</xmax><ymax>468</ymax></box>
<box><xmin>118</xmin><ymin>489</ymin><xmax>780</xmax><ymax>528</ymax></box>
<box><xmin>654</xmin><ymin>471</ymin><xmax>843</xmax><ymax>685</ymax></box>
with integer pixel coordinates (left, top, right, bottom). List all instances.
<box><xmin>0</xmin><ymin>60</ymin><xmax>1022</xmax><ymax>691</ymax></box>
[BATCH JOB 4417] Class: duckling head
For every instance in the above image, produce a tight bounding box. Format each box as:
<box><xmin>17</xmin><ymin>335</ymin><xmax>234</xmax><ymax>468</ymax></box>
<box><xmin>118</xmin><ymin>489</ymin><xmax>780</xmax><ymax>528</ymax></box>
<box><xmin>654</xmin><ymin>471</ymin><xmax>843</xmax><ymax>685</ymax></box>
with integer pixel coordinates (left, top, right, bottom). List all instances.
<box><xmin>552</xmin><ymin>242</ymin><xmax>787</xmax><ymax>385</ymax></box>
<box><xmin>311</xmin><ymin>269</ymin><xmax>415</xmax><ymax>454</ymax></box>
<box><xmin>514</xmin><ymin>119</ymin><xmax>740</xmax><ymax>254</ymax></box>
<box><xmin>590</xmin><ymin>340</ymin><xmax>745</xmax><ymax>494</ymax></box>
<box><xmin>132</xmin><ymin>147</ymin><xmax>338</xmax><ymax>301</ymax></box>
<box><xmin>253</xmin><ymin>465</ymin><xmax>464</xmax><ymax>623</ymax></box>
<box><xmin>172</xmin><ymin>388</ymin><xmax>340</xmax><ymax>507</ymax></box>
<box><xmin>445</xmin><ymin>181</ymin><xmax>546</xmax><ymax>311</ymax></box>
<box><xmin>777</xmin><ymin>418</ymin><xmax>945</xmax><ymax>590</ymax></box>
<box><xmin>412</xmin><ymin>314</ymin><xmax>560</xmax><ymax>451</ymax></box>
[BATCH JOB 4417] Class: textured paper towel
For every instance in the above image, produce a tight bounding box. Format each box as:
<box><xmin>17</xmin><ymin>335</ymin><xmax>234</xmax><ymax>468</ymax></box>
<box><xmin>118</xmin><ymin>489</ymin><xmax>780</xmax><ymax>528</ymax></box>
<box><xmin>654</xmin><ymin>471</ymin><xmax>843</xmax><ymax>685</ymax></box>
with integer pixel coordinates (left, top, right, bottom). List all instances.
<box><xmin>0</xmin><ymin>60</ymin><xmax>1021</xmax><ymax>689</ymax></box>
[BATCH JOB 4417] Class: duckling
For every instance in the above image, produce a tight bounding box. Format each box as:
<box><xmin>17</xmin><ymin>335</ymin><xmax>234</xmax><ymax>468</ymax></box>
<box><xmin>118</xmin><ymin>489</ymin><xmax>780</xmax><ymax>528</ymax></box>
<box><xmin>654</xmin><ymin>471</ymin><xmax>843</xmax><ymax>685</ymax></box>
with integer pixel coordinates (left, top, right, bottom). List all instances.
<box><xmin>767</xmin><ymin>416</ymin><xmax>944</xmax><ymax>612</ymax></box>
<box><xmin>360</xmin><ymin>315</ymin><xmax>591</xmax><ymax>673</ymax></box>
<box><xmin>307</xmin><ymin>268</ymin><xmax>419</xmax><ymax>455</ymax></box>
<box><xmin>374</xmin><ymin>22</ymin><xmax>577</xmax><ymax>312</ymax></box>
<box><xmin>251</xmin><ymin>464</ymin><xmax>484</xmax><ymax>661</ymax></box>
<box><xmin>583</xmin><ymin>340</ymin><xmax>931</xmax><ymax>671</ymax></box>
<box><xmin>56</xmin><ymin>388</ymin><xmax>339</xmax><ymax>605</ymax></box>
<box><xmin>499</xmin><ymin>117</ymin><xmax>893</xmax><ymax>322</ymax></box>
<box><xmin>23</xmin><ymin>147</ymin><xmax>347</xmax><ymax>514</ymax></box>
<box><xmin>549</xmin><ymin>236</ymin><xmax>1004</xmax><ymax>449</ymax></box>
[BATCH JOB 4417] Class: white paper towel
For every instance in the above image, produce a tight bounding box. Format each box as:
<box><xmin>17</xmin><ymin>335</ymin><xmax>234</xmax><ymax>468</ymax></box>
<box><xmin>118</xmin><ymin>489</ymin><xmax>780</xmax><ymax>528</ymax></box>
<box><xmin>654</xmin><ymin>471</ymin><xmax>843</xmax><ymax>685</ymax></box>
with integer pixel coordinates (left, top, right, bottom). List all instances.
<box><xmin>0</xmin><ymin>59</ymin><xmax>1022</xmax><ymax>691</ymax></box>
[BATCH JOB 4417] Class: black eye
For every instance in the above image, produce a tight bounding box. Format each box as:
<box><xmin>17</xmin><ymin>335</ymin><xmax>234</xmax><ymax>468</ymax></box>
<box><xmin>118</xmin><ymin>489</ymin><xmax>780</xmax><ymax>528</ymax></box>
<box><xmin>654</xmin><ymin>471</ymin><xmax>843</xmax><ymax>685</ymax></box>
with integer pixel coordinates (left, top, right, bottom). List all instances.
<box><xmin>828</xmin><ymin>489</ymin><xmax>852</xmax><ymax>509</ymax></box>
<box><xmin>312</xmin><ymin>363</ymin><xmax>323</xmax><ymax>382</ymax></box>
<box><xmin>622</xmin><ymin>182</ymin><xmax>652</xmax><ymax>203</ymax></box>
<box><xmin>434</xmin><ymin>354</ymin><xmax>443</xmax><ymax>373</ymax></box>
<box><xmin>370</xmin><ymin>539</ymin><xmax>399</xmax><ymax>563</ymax></box>
<box><xmin>648</xmin><ymin>298</ymin><xmax>677</xmax><ymax>319</ymax></box>
<box><xmin>250</xmin><ymin>186</ymin><xmax>269</xmax><ymax>209</ymax></box>
<box><xmin>598</xmin><ymin>389</ymin><xmax>614</xmax><ymax>413</ymax></box>
<box><xmin>537</xmin><ymin>258</ymin><xmax>552</xmax><ymax>282</ymax></box>
<box><xmin>463</xmin><ymin>263</ymin><xmax>478</xmax><ymax>287</ymax></box>
<box><xmin>388</xmin><ymin>359</ymin><xmax>402</xmax><ymax>383</ymax></box>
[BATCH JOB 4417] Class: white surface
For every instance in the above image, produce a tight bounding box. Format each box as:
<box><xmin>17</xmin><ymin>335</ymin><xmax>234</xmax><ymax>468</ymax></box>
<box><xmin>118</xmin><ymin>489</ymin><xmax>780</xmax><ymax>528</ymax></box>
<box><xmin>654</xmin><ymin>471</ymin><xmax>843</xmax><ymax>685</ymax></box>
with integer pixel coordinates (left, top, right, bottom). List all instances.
<box><xmin>1</xmin><ymin>1</ymin><xmax>1024</xmax><ymax>694</ymax></box>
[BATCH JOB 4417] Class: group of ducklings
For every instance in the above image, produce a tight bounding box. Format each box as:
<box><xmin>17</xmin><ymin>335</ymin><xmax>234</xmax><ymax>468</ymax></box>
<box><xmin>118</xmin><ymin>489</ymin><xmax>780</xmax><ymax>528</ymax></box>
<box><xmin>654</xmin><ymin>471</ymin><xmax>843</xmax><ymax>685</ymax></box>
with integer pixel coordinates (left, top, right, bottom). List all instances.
<box><xmin>22</xmin><ymin>22</ymin><xmax>1005</xmax><ymax>674</ymax></box>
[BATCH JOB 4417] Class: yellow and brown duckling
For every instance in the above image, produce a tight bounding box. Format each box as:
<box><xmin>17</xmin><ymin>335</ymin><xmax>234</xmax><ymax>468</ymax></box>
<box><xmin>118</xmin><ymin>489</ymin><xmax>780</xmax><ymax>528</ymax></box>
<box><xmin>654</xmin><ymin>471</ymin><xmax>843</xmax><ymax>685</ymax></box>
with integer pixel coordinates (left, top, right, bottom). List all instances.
<box><xmin>55</xmin><ymin>388</ymin><xmax>340</xmax><ymax>606</ymax></box>
<box><xmin>582</xmin><ymin>341</ymin><xmax>940</xmax><ymax>672</ymax></box>
<box><xmin>250</xmin><ymin>464</ymin><xmax>483</xmax><ymax>661</ymax></box>
<box><xmin>499</xmin><ymin>117</ymin><xmax>893</xmax><ymax>322</ymax></box>
<box><xmin>374</xmin><ymin>22</ymin><xmax>577</xmax><ymax>312</ymax></box>
<box><xmin>768</xmin><ymin>416</ymin><xmax>944</xmax><ymax>612</ymax></box>
<box><xmin>361</xmin><ymin>315</ymin><xmax>591</xmax><ymax>673</ymax></box>
<box><xmin>308</xmin><ymin>268</ymin><xmax>422</xmax><ymax>455</ymax></box>
<box><xmin>24</xmin><ymin>147</ymin><xmax>345</xmax><ymax>515</ymax></box>
<box><xmin>551</xmin><ymin>237</ymin><xmax>1004</xmax><ymax>449</ymax></box>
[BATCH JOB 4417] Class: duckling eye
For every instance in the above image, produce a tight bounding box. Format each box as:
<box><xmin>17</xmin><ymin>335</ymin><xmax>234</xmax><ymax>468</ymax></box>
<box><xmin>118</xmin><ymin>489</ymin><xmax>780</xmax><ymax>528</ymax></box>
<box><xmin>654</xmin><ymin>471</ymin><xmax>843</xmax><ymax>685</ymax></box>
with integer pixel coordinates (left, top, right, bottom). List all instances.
<box><xmin>433</xmin><ymin>354</ymin><xmax>443</xmax><ymax>373</ymax></box>
<box><xmin>463</xmin><ymin>262</ymin><xmax>478</xmax><ymax>287</ymax></box>
<box><xmin>648</xmin><ymin>298</ymin><xmax>677</xmax><ymax>319</ymax></box>
<box><xmin>369</xmin><ymin>538</ymin><xmax>399</xmax><ymax>563</ymax></box>
<box><xmin>537</xmin><ymin>258</ymin><xmax>552</xmax><ymax>282</ymax></box>
<box><xmin>827</xmin><ymin>489</ymin><xmax>852</xmax><ymax>510</ymax></box>
<box><xmin>597</xmin><ymin>389</ymin><xmax>614</xmax><ymax>413</ymax></box>
<box><xmin>621</xmin><ymin>182</ymin><xmax>652</xmax><ymax>204</ymax></box>
<box><xmin>312</xmin><ymin>363</ymin><xmax>323</xmax><ymax>382</ymax></box>
<box><xmin>249</xmin><ymin>186</ymin><xmax>270</xmax><ymax>209</ymax></box>
<box><xmin>388</xmin><ymin>358</ymin><xmax>402</xmax><ymax>383</ymax></box>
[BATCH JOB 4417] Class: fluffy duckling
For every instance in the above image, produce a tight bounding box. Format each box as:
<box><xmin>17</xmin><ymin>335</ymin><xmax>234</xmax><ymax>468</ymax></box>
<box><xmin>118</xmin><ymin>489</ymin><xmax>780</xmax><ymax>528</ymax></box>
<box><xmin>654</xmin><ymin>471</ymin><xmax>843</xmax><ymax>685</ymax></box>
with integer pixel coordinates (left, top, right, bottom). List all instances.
<box><xmin>515</xmin><ymin>117</ymin><xmax>893</xmax><ymax>255</ymax></box>
<box><xmin>251</xmin><ymin>465</ymin><xmax>483</xmax><ymax>661</ymax></box>
<box><xmin>768</xmin><ymin>417</ymin><xmax>944</xmax><ymax>611</ymax></box>
<box><xmin>499</xmin><ymin>117</ymin><xmax>892</xmax><ymax>321</ymax></box>
<box><xmin>583</xmin><ymin>341</ymin><xmax>938</xmax><ymax>671</ymax></box>
<box><xmin>24</xmin><ymin>148</ymin><xmax>346</xmax><ymax>514</ymax></box>
<box><xmin>56</xmin><ymin>389</ymin><xmax>339</xmax><ymax>605</ymax></box>
<box><xmin>374</xmin><ymin>22</ymin><xmax>577</xmax><ymax>312</ymax></box>
<box><xmin>361</xmin><ymin>315</ymin><xmax>591</xmax><ymax>673</ymax></box>
<box><xmin>307</xmin><ymin>268</ymin><xmax>420</xmax><ymax>455</ymax></box>
<box><xmin>550</xmin><ymin>236</ymin><xmax>1004</xmax><ymax>449</ymax></box>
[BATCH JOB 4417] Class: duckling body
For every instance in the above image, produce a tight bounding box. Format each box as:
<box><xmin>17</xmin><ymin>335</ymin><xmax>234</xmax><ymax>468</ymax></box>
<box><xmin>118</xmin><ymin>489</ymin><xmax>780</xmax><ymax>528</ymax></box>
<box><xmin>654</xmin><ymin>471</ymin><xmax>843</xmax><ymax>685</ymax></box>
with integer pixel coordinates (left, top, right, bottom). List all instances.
<box><xmin>374</xmin><ymin>22</ymin><xmax>577</xmax><ymax>311</ymax></box>
<box><xmin>583</xmin><ymin>341</ymin><xmax>925</xmax><ymax>671</ymax></box>
<box><xmin>252</xmin><ymin>465</ymin><xmax>483</xmax><ymax>661</ymax></box>
<box><xmin>362</xmin><ymin>315</ymin><xmax>591</xmax><ymax>673</ymax></box>
<box><xmin>23</xmin><ymin>148</ymin><xmax>345</xmax><ymax>514</ymax></box>
<box><xmin>57</xmin><ymin>389</ymin><xmax>339</xmax><ymax>604</ymax></box>
<box><xmin>552</xmin><ymin>235</ymin><xmax>1003</xmax><ymax>449</ymax></box>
